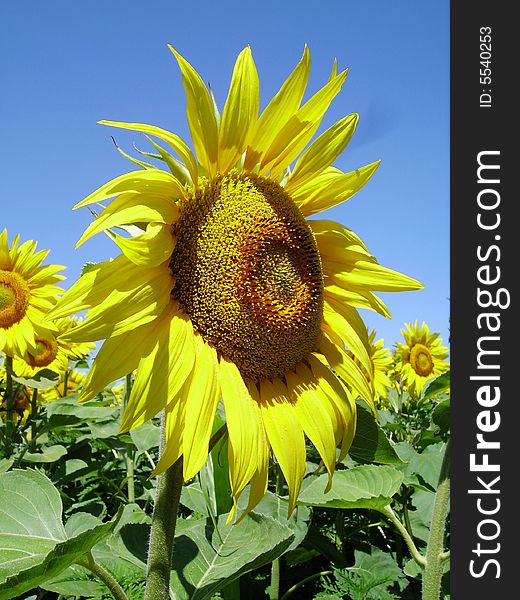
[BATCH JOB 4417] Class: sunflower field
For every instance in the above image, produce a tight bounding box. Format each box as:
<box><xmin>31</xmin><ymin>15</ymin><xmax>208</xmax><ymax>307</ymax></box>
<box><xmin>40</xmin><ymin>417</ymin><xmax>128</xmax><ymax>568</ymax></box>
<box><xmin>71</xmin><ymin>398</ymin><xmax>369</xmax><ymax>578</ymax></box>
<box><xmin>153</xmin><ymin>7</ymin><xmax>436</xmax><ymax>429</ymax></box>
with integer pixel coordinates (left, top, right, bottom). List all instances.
<box><xmin>1</xmin><ymin>47</ymin><xmax>450</xmax><ymax>600</ymax></box>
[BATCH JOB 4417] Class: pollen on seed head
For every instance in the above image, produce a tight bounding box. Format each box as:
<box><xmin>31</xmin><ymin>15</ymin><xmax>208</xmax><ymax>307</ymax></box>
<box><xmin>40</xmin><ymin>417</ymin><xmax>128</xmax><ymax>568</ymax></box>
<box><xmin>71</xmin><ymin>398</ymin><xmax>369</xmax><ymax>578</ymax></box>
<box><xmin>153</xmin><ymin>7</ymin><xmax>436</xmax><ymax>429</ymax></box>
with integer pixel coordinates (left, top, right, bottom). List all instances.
<box><xmin>410</xmin><ymin>343</ymin><xmax>434</xmax><ymax>377</ymax></box>
<box><xmin>169</xmin><ymin>172</ymin><xmax>324</xmax><ymax>381</ymax></box>
<box><xmin>0</xmin><ymin>270</ymin><xmax>30</xmax><ymax>329</ymax></box>
<box><xmin>27</xmin><ymin>336</ymin><xmax>59</xmax><ymax>368</ymax></box>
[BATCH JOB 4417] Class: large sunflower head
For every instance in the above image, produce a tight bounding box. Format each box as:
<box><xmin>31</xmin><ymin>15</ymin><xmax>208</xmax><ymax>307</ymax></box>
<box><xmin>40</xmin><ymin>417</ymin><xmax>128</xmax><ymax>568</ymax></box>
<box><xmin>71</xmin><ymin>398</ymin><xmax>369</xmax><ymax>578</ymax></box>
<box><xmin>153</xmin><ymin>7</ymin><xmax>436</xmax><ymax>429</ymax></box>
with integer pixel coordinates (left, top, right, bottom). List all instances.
<box><xmin>0</xmin><ymin>229</ymin><xmax>65</xmax><ymax>358</ymax></box>
<box><xmin>49</xmin><ymin>46</ymin><xmax>423</xmax><ymax>519</ymax></box>
<box><xmin>395</xmin><ymin>320</ymin><xmax>449</xmax><ymax>397</ymax></box>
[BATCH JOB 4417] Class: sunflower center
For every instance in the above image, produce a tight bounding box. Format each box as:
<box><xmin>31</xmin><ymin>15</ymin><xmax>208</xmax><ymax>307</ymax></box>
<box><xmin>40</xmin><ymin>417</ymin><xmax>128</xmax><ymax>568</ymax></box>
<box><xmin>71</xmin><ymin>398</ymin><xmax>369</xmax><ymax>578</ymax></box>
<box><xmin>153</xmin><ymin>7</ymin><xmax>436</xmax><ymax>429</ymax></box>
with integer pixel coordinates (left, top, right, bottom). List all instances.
<box><xmin>170</xmin><ymin>173</ymin><xmax>324</xmax><ymax>381</ymax></box>
<box><xmin>0</xmin><ymin>270</ymin><xmax>30</xmax><ymax>329</ymax></box>
<box><xmin>26</xmin><ymin>336</ymin><xmax>59</xmax><ymax>368</ymax></box>
<box><xmin>410</xmin><ymin>343</ymin><xmax>434</xmax><ymax>377</ymax></box>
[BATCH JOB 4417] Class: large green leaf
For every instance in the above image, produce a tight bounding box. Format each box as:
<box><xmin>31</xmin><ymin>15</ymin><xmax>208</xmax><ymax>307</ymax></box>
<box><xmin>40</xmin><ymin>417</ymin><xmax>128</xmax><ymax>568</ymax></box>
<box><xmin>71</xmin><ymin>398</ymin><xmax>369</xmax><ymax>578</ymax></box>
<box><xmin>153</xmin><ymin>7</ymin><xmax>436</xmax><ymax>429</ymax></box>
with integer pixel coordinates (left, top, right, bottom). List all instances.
<box><xmin>0</xmin><ymin>469</ymin><xmax>119</xmax><ymax>599</ymax></box>
<box><xmin>349</xmin><ymin>404</ymin><xmax>403</xmax><ymax>464</ymax></box>
<box><xmin>11</xmin><ymin>369</ymin><xmax>59</xmax><ymax>390</ymax></box>
<box><xmin>168</xmin><ymin>513</ymin><xmax>296</xmax><ymax>600</ymax></box>
<box><xmin>113</xmin><ymin>509</ymin><xmax>297</xmax><ymax>600</ymax></box>
<box><xmin>421</xmin><ymin>371</ymin><xmax>450</xmax><ymax>401</ymax></box>
<box><xmin>45</xmin><ymin>396</ymin><xmax>119</xmax><ymax>422</ymax></box>
<box><xmin>21</xmin><ymin>444</ymin><xmax>68</xmax><ymax>463</ymax></box>
<box><xmin>298</xmin><ymin>465</ymin><xmax>403</xmax><ymax>510</ymax></box>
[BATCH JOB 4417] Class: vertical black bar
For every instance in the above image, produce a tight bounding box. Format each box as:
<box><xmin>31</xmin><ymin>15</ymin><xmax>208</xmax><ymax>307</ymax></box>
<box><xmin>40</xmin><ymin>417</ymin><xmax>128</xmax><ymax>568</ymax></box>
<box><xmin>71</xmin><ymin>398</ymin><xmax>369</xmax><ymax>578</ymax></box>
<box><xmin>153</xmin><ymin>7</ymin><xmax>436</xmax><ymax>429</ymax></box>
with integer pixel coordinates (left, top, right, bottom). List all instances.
<box><xmin>451</xmin><ymin>1</ymin><xmax>514</xmax><ymax>597</ymax></box>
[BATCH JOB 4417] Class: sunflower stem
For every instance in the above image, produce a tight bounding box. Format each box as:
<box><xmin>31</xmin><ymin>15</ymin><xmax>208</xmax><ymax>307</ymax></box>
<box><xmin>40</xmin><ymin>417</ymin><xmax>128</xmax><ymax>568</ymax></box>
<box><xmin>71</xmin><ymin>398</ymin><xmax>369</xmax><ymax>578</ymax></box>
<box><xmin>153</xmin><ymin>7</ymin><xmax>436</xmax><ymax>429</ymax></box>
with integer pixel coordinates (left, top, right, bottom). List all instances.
<box><xmin>77</xmin><ymin>551</ymin><xmax>128</xmax><ymax>600</ymax></box>
<box><xmin>62</xmin><ymin>366</ymin><xmax>70</xmax><ymax>397</ymax></box>
<box><xmin>3</xmin><ymin>356</ymin><xmax>15</xmax><ymax>455</ymax></box>
<box><xmin>144</xmin><ymin>412</ymin><xmax>184</xmax><ymax>600</ymax></box>
<box><xmin>123</xmin><ymin>374</ymin><xmax>135</xmax><ymax>504</ymax></box>
<box><xmin>422</xmin><ymin>438</ymin><xmax>450</xmax><ymax>600</ymax></box>
<box><xmin>269</xmin><ymin>465</ymin><xmax>284</xmax><ymax>600</ymax></box>
<box><xmin>30</xmin><ymin>388</ymin><xmax>38</xmax><ymax>452</ymax></box>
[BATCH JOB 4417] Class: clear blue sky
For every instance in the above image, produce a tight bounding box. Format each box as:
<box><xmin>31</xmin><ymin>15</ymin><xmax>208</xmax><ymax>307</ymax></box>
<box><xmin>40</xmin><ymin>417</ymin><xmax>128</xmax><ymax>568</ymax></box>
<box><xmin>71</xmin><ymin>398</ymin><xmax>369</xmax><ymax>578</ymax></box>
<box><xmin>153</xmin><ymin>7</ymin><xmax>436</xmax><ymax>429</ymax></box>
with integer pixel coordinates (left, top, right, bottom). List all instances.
<box><xmin>0</xmin><ymin>0</ymin><xmax>449</xmax><ymax>352</ymax></box>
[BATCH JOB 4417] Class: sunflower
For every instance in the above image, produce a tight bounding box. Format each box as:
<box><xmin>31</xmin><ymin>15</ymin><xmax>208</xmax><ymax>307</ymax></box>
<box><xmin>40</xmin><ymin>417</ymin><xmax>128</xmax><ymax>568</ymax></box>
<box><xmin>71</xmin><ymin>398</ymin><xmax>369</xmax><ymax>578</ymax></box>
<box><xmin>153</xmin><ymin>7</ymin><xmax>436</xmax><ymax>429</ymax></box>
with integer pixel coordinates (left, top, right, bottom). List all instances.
<box><xmin>395</xmin><ymin>321</ymin><xmax>449</xmax><ymax>397</ymax></box>
<box><xmin>41</xmin><ymin>368</ymin><xmax>87</xmax><ymax>402</ymax></box>
<box><xmin>0</xmin><ymin>229</ymin><xmax>65</xmax><ymax>358</ymax></box>
<box><xmin>347</xmin><ymin>329</ymin><xmax>393</xmax><ymax>407</ymax></box>
<box><xmin>49</xmin><ymin>46</ymin><xmax>422</xmax><ymax>518</ymax></box>
<box><xmin>13</xmin><ymin>316</ymin><xmax>95</xmax><ymax>379</ymax></box>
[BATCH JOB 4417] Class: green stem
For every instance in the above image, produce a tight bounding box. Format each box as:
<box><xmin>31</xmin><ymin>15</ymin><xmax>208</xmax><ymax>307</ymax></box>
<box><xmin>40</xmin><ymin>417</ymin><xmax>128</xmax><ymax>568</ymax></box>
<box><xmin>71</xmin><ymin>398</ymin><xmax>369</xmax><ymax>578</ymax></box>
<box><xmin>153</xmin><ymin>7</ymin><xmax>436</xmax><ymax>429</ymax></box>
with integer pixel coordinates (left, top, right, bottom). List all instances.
<box><xmin>62</xmin><ymin>367</ymin><xmax>70</xmax><ymax>397</ymax></box>
<box><xmin>144</xmin><ymin>412</ymin><xmax>184</xmax><ymax>600</ymax></box>
<box><xmin>422</xmin><ymin>439</ymin><xmax>450</xmax><ymax>600</ymax></box>
<box><xmin>279</xmin><ymin>571</ymin><xmax>333</xmax><ymax>600</ymax></box>
<box><xmin>77</xmin><ymin>551</ymin><xmax>128</xmax><ymax>600</ymax></box>
<box><xmin>126</xmin><ymin>447</ymin><xmax>135</xmax><ymax>503</ymax></box>
<box><xmin>4</xmin><ymin>355</ymin><xmax>15</xmax><ymax>455</ymax></box>
<box><xmin>30</xmin><ymin>388</ymin><xmax>38</xmax><ymax>452</ymax></box>
<box><xmin>269</xmin><ymin>465</ymin><xmax>284</xmax><ymax>600</ymax></box>
<box><xmin>380</xmin><ymin>505</ymin><xmax>426</xmax><ymax>568</ymax></box>
<box><xmin>123</xmin><ymin>373</ymin><xmax>135</xmax><ymax>503</ymax></box>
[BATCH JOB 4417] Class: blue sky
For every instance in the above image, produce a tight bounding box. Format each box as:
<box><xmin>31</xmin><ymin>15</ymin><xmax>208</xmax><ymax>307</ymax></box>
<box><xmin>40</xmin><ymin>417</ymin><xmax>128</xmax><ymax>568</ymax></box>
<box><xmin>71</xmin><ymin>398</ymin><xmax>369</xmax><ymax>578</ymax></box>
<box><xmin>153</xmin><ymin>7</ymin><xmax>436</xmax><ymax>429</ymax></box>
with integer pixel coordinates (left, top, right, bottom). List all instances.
<box><xmin>0</xmin><ymin>0</ymin><xmax>449</xmax><ymax>352</ymax></box>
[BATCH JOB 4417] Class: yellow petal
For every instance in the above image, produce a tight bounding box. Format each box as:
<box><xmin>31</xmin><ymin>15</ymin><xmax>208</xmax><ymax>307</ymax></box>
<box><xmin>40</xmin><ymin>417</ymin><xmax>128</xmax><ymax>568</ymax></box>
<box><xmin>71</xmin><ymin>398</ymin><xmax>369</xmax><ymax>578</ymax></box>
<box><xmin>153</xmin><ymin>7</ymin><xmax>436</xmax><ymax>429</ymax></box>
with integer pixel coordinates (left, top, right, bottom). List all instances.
<box><xmin>76</xmin><ymin>193</ymin><xmax>179</xmax><ymax>248</ymax></box>
<box><xmin>61</xmin><ymin>266</ymin><xmax>174</xmax><ymax>342</ymax></box>
<box><xmin>219</xmin><ymin>358</ymin><xmax>261</xmax><ymax>503</ymax></box>
<box><xmin>259</xmin><ymin>378</ymin><xmax>306</xmax><ymax>515</ymax></box>
<box><xmin>292</xmin><ymin>162</ymin><xmax>380</xmax><ymax>217</ymax></box>
<box><xmin>218</xmin><ymin>46</ymin><xmax>259</xmax><ymax>174</ymax></box>
<box><xmin>151</xmin><ymin>389</ymin><xmax>187</xmax><ymax>477</ymax></box>
<box><xmin>74</xmin><ymin>169</ymin><xmax>186</xmax><ymax>209</ymax></box>
<box><xmin>114</xmin><ymin>223</ymin><xmax>175</xmax><ymax>267</ymax></box>
<box><xmin>324</xmin><ymin>283</ymin><xmax>391</xmax><ymax>319</ymax></box>
<box><xmin>235</xmin><ymin>382</ymin><xmax>270</xmax><ymax>521</ymax></box>
<box><xmin>324</xmin><ymin>259</ymin><xmax>424</xmax><ymax>292</ymax></box>
<box><xmin>47</xmin><ymin>255</ymin><xmax>131</xmax><ymax>320</ymax></box>
<box><xmin>319</xmin><ymin>325</ymin><xmax>375</xmax><ymax>411</ymax></box>
<box><xmin>244</xmin><ymin>45</ymin><xmax>310</xmax><ymax>170</ymax></box>
<box><xmin>78</xmin><ymin>321</ymin><xmax>160</xmax><ymax>402</ymax></box>
<box><xmin>285</xmin><ymin>113</ymin><xmax>359</xmax><ymax>192</ymax></box>
<box><xmin>260</xmin><ymin>69</ymin><xmax>348</xmax><ymax>179</ymax></box>
<box><xmin>120</xmin><ymin>302</ymin><xmax>195</xmax><ymax>432</ymax></box>
<box><xmin>169</xmin><ymin>46</ymin><xmax>219</xmax><ymax>177</ymax></box>
<box><xmin>182</xmin><ymin>339</ymin><xmax>220</xmax><ymax>481</ymax></box>
<box><xmin>323</xmin><ymin>299</ymin><xmax>373</xmax><ymax>377</ymax></box>
<box><xmin>286</xmin><ymin>364</ymin><xmax>336</xmax><ymax>492</ymax></box>
<box><xmin>98</xmin><ymin>120</ymin><xmax>198</xmax><ymax>185</ymax></box>
<box><xmin>308</xmin><ymin>354</ymin><xmax>357</xmax><ymax>461</ymax></box>
<box><xmin>0</xmin><ymin>229</ymin><xmax>13</xmax><ymax>270</ymax></box>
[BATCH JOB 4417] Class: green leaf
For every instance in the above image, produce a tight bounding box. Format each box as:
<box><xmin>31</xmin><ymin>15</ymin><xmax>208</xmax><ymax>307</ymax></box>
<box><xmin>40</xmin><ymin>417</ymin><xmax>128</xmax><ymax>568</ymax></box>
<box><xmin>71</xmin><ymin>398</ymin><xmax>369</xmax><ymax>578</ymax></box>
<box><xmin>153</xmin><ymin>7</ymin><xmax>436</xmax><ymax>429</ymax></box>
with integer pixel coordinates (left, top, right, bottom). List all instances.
<box><xmin>41</xmin><ymin>570</ymin><xmax>106</xmax><ymax>598</ymax></box>
<box><xmin>45</xmin><ymin>397</ymin><xmax>118</xmax><ymax>422</ymax></box>
<box><xmin>20</xmin><ymin>444</ymin><xmax>68</xmax><ymax>463</ymax></box>
<box><xmin>129</xmin><ymin>419</ymin><xmax>160</xmax><ymax>454</ymax></box>
<box><xmin>11</xmin><ymin>369</ymin><xmax>59</xmax><ymax>390</ymax></box>
<box><xmin>405</xmin><ymin>442</ymin><xmax>446</xmax><ymax>490</ymax></box>
<box><xmin>0</xmin><ymin>469</ymin><xmax>120</xmax><ymax>599</ymax></box>
<box><xmin>168</xmin><ymin>513</ymin><xmax>295</xmax><ymax>600</ymax></box>
<box><xmin>432</xmin><ymin>398</ymin><xmax>450</xmax><ymax>437</ymax></box>
<box><xmin>0</xmin><ymin>459</ymin><xmax>13</xmax><ymax>473</ymax></box>
<box><xmin>421</xmin><ymin>371</ymin><xmax>450</xmax><ymax>401</ymax></box>
<box><xmin>298</xmin><ymin>465</ymin><xmax>403</xmax><ymax>510</ymax></box>
<box><xmin>349</xmin><ymin>404</ymin><xmax>403</xmax><ymax>464</ymax></box>
<box><xmin>112</xmin><ymin>509</ymin><xmax>296</xmax><ymax>600</ymax></box>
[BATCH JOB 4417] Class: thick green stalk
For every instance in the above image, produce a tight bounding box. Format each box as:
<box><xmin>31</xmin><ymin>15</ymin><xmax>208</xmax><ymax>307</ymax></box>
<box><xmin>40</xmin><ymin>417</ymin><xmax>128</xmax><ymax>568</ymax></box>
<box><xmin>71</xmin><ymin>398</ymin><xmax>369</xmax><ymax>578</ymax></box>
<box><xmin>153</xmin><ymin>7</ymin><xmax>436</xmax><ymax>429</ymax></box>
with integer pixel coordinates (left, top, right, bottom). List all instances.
<box><xmin>422</xmin><ymin>439</ymin><xmax>451</xmax><ymax>600</ymax></box>
<box><xmin>144</xmin><ymin>412</ymin><xmax>184</xmax><ymax>600</ymax></box>
<box><xmin>77</xmin><ymin>551</ymin><xmax>128</xmax><ymax>600</ymax></box>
